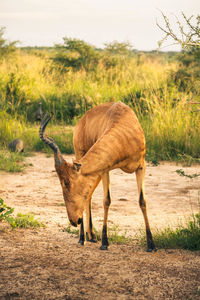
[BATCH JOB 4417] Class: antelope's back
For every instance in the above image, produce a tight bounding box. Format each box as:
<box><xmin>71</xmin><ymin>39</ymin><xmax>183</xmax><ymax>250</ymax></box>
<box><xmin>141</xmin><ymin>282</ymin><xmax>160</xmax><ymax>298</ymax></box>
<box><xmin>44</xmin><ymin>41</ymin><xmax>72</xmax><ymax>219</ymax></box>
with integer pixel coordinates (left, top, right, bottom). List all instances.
<box><xmin>73</xmin><ymin>102</ymin><xmax>145</xmax><ymax>164</ymax></box>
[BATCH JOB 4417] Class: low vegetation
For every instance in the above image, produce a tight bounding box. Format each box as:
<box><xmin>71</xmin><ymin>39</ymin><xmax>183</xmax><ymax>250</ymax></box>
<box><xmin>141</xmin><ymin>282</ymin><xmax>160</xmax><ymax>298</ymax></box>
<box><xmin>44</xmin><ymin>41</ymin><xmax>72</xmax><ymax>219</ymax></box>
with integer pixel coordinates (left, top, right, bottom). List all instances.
<box><xmin>64</xmin><ymin>214</ymin><xmax>200</xmax><ymax>251</ymax></box>
<box><xmin>0</xmin><ymin>46</ymin><xmax>199</xmax><ymax>165</ymax></box>
<box><xmin>63</xmin><ymin>224</ymin><xmax>132</xmax><ymax>245</ymax></box>
<box><xmin>139</xmin><ymin>213</ymin><xmax>200</xmax><ymax>251</ymax></box>
<box><xmin>0</xmin><ymin>198</ymin><xmax>45</xmax><ymax>229</ymax></box>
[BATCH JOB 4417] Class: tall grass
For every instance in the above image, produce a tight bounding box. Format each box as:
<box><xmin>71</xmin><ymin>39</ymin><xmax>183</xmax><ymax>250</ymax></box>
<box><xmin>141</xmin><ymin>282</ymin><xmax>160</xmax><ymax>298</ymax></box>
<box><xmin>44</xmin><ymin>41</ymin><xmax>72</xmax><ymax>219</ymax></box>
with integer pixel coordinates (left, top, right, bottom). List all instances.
<box><xmin>0</xmin><ymin>49</ymin><xmax>199</xmax><ymax>162</ymax></box>
<box><xmin>143</xmin><ymin>92</ymin><xmax>200</xmax><ymax>161</ymax></box>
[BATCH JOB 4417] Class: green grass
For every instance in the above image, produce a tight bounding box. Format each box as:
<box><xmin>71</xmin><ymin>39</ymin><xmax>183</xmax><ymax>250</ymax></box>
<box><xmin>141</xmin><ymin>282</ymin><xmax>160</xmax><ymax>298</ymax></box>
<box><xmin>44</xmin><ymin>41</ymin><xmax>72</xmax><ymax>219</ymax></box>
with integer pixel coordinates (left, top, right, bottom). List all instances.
<box><xmin>62</xmin><ymin>223</ymin><xmax>132</xmax><ymax>245</ymax></box>
<box><xmin>0</xmin><ymin>151</ymin><xmax>27</xmax><ymax>172</ymax></box>
<box><xmin>11</xmin><ymin>213</ymin><xmax>46</xmax><ymax>229</ymax></box>
<box><xmin>0</xmin><ymin>49</ymin><xmax>200</xmax><ymax>163</ymax></box>
<box><xmin>21</xmin><ymin>124</ymin><xmax>74</xmax><ymax>154</ymax></box>
<box><xmin>0</xmin><ymin>118</ymin><xmax>74</xmax><ymax>172</ymax></box>
<box><xmin>139</xmin><ymin>214</ymin><xmax>200</xmax><ymax>251</ymax></box>
<box><xmin>63</xmin><ymin>213</ymin><xmax>200</xmax><ymax>250</ymax></box>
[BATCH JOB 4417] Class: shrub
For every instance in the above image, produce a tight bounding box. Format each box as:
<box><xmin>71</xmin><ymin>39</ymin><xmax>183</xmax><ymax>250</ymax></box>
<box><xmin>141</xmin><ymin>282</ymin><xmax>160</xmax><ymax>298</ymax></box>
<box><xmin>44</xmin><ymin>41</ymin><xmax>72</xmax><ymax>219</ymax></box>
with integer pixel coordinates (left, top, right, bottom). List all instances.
<box><xmin>0</xmin><ymin>198</ymin><xmax>14</xmax><ymax>224</ymax></box>
<box><xmin>53</xmin><ymin>38</ymin><xmax>100</xmax><ymax>72</ymax></box>
<box><xmin>0</xmin><ymin>198</ymin><xmax>45</xmax><ymax>229</ymax></box>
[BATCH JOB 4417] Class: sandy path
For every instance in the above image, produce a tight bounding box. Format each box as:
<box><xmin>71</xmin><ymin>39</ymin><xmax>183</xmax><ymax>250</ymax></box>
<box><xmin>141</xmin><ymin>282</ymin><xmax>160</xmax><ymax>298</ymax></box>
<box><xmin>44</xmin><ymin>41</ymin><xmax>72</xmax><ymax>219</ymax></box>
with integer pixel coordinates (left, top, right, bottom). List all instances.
<box><xmin>0</xmin><ymin>153</ymin><xmax>200</xmax><ymax>299</ymax></box>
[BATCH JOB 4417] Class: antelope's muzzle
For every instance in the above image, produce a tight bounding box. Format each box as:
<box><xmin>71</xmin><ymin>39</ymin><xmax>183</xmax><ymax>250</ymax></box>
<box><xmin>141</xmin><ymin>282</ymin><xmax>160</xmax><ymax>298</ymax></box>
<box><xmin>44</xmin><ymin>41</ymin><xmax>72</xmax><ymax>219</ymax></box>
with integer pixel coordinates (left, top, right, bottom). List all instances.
<box><xmin>70</xmin><ymin>217</ymin><xmax>83</xmax><ymax>227</ymax></box>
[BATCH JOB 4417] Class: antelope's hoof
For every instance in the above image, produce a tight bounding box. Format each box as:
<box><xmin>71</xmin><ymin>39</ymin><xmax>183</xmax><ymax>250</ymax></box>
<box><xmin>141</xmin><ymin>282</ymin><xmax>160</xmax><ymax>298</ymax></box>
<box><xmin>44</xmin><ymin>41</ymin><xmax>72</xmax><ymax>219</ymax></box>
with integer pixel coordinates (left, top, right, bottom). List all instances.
<box><xmin>89</xmin><ymin>238</ymin><xmax>97</xmax><ymax>243</ymax></box>
<box><xmin>147</xmin><ymin>247</ymin><xmax>157</xmax><ymax>253</ymax></box>
<box><xmin>78</xmin><ymin>240</ymin><xmax>84</xmax><ymax>246</ymax></box>
<box><xmin>86</xmin><ymin>232</ymin><xmax>97</xmax><ymax>243</ymax></box>
<box><xmin>100</xmin><ymin>245</ymin><xmax>108</xmax><ymax>250</ymax></box>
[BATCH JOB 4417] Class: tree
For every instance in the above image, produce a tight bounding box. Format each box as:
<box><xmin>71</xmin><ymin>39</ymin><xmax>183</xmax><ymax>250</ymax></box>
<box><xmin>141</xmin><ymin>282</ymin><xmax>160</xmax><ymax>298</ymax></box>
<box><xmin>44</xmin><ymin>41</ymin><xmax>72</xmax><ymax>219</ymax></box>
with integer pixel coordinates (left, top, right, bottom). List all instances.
<box><xmin>0</xmin><ymin>26</ymin><xmax>18</xmax><ymax>59</ymax></box>
<box><xmin>157</xmin><ymin>12</ymin><xmax>200</xmax><ymax>50</ymax></box>
<box><xmin>104</xmin><ymin>41</ymin><xmax>133</xmax><ymax>56</ymax></box>
<box><xmin>157</xmin><ymin>13</ymin><xmax>200</xmax><ymax>95</ymax></box>
<box><xmin>54</xmin><ymin>38</ymin><xmax>100</xmax><ymax>71</ymax></box>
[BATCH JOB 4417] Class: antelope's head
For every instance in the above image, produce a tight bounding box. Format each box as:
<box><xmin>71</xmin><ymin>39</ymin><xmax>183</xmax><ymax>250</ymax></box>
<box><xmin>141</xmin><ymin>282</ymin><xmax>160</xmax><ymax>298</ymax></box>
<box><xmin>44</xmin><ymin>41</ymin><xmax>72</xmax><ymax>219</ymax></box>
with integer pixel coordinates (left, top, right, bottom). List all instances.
<box><xmin>39</xmin><ymin>113</ymin><xmax>85</xmax><ymax>227</ymax></box>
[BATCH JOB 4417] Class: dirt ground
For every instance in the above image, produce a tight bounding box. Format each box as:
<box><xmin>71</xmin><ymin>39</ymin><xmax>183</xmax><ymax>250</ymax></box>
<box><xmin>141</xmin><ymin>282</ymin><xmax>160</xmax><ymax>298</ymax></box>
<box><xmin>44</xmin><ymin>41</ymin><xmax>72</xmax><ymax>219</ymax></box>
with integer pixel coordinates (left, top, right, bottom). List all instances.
<box><xmin>0</xmin><ymin>153</ymin><xmax>200</xmax><ymax>300</ymax></box>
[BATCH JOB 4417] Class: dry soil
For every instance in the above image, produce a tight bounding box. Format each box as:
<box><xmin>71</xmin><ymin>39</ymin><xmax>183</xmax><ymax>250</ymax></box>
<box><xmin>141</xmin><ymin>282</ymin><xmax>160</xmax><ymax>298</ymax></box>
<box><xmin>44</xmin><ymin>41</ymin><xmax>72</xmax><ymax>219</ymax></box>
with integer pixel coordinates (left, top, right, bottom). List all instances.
<box><xmin>0</xmin><ymin>153</ymin><xmax>200</xmax><ymax>300</ymax></box>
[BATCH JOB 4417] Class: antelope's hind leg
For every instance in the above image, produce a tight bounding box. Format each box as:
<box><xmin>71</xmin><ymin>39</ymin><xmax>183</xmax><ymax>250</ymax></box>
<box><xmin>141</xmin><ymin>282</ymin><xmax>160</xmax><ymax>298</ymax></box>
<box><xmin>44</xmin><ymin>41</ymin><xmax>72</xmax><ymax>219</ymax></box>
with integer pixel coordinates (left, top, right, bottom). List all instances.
<box><xmin>100</xmin><ymin>172</ymin><xmax>111</xmax><ymax>250</ymax></box>
<box><xmin>135</xmin><ymin>165</ymin><xmax>156</xmax><ymax>252</ymax></box>
<box><xmin>85</xmin><ymin>202</ymin><xmax>97</xmax><ymax>243</ymax></box>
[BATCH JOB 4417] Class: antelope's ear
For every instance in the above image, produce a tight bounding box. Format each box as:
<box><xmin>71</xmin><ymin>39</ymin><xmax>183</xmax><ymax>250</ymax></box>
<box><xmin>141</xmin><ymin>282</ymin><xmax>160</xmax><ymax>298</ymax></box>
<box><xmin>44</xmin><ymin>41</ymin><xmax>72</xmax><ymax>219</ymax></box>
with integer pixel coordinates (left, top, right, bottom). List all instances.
<box><xmin>73</xmin><ymin>160</ymin><xmax>82</xmax><ymax>172</ymax></box>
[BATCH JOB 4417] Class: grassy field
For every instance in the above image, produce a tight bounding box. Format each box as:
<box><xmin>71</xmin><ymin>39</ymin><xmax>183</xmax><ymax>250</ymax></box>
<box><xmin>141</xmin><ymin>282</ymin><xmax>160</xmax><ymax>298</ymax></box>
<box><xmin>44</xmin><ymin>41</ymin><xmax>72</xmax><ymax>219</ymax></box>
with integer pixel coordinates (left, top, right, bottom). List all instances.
<box><xmin>0</xmin><ymin>46</ymin><xmax>199</xmax><ymax>165</ymax></box>
<box><xmin>1</xmin><ymin>46</ymin><xmax>200</xmax><ymax>251</ymax></box>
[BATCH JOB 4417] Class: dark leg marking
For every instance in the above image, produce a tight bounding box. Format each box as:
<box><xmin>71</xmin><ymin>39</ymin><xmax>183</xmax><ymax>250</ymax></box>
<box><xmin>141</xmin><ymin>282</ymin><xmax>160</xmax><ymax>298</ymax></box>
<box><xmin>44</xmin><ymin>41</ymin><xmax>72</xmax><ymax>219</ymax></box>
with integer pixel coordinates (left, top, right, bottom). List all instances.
<box><xmin>86</xmin><ymin>205</ymin><xmax>97</xmax><ymax>243</ymax></box>
<box><xmin>106</xmin><ymin>190</ymin><xmax>111</xmax><ymax>206</ymax></box>
<box><xmin>139</xmin><ymin>190</ymin><xmax>156</xmax><ymax>252</ymax></box>
<box><xmin>139</xmin><ymin>190</ymin><xmax>145</xmax><ymax>208</ymax></box>
<box><xmin>100</xmin><ymin>225</ymin><xmax>109</xmax><ymax>250</ymax></box>
<box><xmin>78</xmin><ymin>219</ymin><xmax>85</xmax><ymax>246</ymax></box>
<box><xmin>89</xmin><ymin>204</ymin><xmax>97</xmax><ymax>242</ymax></box>
<box><xmin>146</xmin><ymin>229</ymin><xmax>157</xmax><ymax>252</ymax></box>
<box><xmin>86</xmin><ymin>204</ymin><xmax>97</xmax><ymax>243</ymax></box>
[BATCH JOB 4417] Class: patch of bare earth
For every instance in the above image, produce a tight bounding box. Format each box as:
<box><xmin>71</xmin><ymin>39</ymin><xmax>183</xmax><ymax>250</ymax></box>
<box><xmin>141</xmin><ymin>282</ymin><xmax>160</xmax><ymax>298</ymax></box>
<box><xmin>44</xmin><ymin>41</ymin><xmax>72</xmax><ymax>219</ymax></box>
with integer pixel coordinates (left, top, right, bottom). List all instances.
<box><xmin>0</xmin><ymin>153</ymin><xmax>200</xmax><ymax>299</ymax></box>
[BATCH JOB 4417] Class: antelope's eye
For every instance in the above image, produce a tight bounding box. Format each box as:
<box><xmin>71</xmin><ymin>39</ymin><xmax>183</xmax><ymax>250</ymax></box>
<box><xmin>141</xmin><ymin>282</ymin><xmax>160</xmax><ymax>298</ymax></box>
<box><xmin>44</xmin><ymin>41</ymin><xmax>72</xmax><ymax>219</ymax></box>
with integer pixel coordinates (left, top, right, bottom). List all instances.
<box><xmin>64</xmin><ymin>180</ymin><xmax>70</xmax><ymax>189</ymax></box>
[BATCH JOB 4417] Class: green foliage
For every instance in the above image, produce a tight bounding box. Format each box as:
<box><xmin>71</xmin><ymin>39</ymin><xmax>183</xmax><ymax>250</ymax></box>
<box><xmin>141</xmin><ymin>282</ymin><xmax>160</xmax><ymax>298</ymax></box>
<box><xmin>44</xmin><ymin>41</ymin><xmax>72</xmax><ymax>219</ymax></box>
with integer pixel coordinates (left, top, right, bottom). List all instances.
<box><xmin>171</xmin><ymin>50</ymin><xmax>200</xmax><ymax>94</ymax></box>
<box><xmin>62</xmin><ymin>224</ymin><xmax>79</xmax><ymax>235</ymax></box>
<box><xmin>53</xmin><ymin>37</ymin><xmax>100</xmax><ymax>71</ymax></box>
<box><xmin>142</xmin><ymin>214</ymin><xmax>200</xmax><ymax>251</ymax></box>
<box><xmin>12</xmin><ymin>213</ymin><xmax>45</xmax><ymax>229</ymax></box>
<box><xmin>0</xmin><ymin>198</ymin><xmax>45</xmax><ymax>229</ymax></box>
<box><xmin>22</xmin><ymin>125</ymin><xmax>74</xmax><ymax>154</ymax></box>
<box><xmin>5</xmin><ymin>73</ymin><xmax>29</xmax><ymax>114</ymax></box>
<box><xmin>0</xmin><ymin>43</ymin><xmax>200</xmax><ymax>161</ymax></box>
<box><xmin>0</xmin><ymin>111</ymin><xmax>74</xmax><ymax>168</ymax></box>
<box><xmin>0</xmin><ymin>27</ymin><xmax>18</xmax><ymax>60</ymax></box>
<box><xmin>0</xmin><ymin>151</ymin><xmax>26</xmax><ymax>172</ymax></box>
<box><xmin>0</xmin><ymin>198</ymin><xmax>14</xmax><ymax>223</ymax></box>
<box><xmin>104</xmin><ymin>40</ymin><xmax>133</xmax><ymax>56</ymax></box>
<box><xmin>107</xmin><ymin>225</ymin><xmax>132</xmax><ymax>244</ymax></box>
<box><xmin>157</xmin><ymin>12</ymin><xmax>200</xmax><ymax>95</ymax></box>
<box><xmin>0</xmin><ymin>111</ymin><xmax>24</xmax><ymax>147</ymax></box>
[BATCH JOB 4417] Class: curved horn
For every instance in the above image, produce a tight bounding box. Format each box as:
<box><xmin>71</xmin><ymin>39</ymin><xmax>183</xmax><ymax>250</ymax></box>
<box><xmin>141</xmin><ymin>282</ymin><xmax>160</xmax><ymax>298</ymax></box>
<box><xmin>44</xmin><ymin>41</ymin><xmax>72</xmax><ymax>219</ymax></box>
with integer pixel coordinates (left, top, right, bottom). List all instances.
<box><xmin>39</xmin><ymin>113</ymin><xmax>60</xmax><ymax>153</ymax></box>
<box><xmin>39</xmin><ymin>113</ymin><xmax>65</xmax><ymax>166</ymax></box>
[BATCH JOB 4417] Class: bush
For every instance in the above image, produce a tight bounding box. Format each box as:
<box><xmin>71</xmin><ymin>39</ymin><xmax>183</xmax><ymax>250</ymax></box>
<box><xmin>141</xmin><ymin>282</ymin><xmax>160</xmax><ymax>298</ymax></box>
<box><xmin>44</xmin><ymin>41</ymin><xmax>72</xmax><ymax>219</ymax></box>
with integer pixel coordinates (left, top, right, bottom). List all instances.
<box><xmin>53</xmin><ymin>38</ymin><xmax>100</xmax><ymax>72</ymax></box>
<box><xmin>0</xmin><ymin>198</ymin><xmax>14</xmax><ymax>224</ymax></box>
<box><xmin>0</xmin><ymin>198</ymin><xmax>45</xmax><ymax>229</ymax></box>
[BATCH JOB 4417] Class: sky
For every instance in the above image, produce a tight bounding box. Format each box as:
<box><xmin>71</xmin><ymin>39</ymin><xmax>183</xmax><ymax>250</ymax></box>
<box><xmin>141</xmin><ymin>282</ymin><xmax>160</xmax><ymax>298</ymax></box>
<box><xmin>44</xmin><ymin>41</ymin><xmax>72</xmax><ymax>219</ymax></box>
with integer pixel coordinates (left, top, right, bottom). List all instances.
<box><xmin>0</xmin><ymin>0</ymin><xmax>200</xmax><ymax>51</ymax></box>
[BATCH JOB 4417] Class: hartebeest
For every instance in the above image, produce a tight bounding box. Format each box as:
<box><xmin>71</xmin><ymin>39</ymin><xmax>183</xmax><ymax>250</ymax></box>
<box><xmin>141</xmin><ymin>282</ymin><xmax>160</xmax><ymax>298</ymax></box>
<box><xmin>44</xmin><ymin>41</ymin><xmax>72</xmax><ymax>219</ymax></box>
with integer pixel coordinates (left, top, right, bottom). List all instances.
<box><xmin>40</xmin><ymin>101</ymin><xmax>156</xmax><ymax>252</ymax></box>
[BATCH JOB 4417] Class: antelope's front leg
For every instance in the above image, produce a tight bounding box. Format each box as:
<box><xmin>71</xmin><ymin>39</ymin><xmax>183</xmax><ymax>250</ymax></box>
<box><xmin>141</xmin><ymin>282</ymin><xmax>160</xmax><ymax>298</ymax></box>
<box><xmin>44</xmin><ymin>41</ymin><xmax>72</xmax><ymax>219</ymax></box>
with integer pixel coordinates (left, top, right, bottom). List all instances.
<box><xmin>86</xmin><ymin>201</ymin><xmax>97</xmax><ymax>243</ymax></box>
<box><xmin>86</xmin><ymin>176</ymin><xmax>101</xmax><ymax>243</ymax></box>
<box><xmin>78</xmin><ymin>219</ymin><xmax>85</xmax><ymax>245</ymax></box>
<box><xmin>100</xmin><ymin>172</ymin><xmax>111</xmax><ymax>250</ymax></box>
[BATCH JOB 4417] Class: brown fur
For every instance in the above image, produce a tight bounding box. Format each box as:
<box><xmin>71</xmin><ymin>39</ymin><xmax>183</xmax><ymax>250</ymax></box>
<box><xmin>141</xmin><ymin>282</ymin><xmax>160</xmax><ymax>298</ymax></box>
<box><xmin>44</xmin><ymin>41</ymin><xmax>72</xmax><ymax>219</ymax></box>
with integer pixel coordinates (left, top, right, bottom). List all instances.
<box><xmin>73</xmin><ymin>101</ymin><xmax>145</xmax><ymax>174</ymax></box>
<box><xmin>41</xmin><ymin>101</ymin><xmax>156</xmax><ymax>251</ymax></box>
